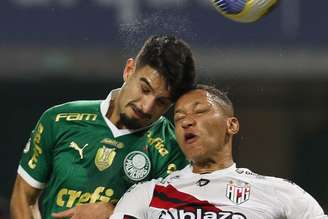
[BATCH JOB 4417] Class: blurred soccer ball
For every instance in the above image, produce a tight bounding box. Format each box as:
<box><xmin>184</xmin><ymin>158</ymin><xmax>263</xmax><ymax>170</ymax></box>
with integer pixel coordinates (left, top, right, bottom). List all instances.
<box><xmin>211</xmin><ymin>0</ymin><xmax>279</xmax><ymax>23</ymax></box>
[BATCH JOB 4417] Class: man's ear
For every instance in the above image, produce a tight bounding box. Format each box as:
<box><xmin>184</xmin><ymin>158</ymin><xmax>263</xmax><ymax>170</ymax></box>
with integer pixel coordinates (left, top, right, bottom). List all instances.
<box><xmin>227</xmin><ymin>117</ymin><xmax>239</xmax><ymax>135</ymax></box>
<box><xmin>123</xmin><ymin>58</ymin><xmax>136</xmax><ymax>82</ymax></box>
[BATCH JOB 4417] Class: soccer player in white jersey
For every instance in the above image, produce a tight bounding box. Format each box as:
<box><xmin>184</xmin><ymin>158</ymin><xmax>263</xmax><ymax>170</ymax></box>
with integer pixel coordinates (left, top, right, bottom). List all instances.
<box><xmin>110</xmin><ymin>84</ymin><xmax>327</xmax><ymax>219</ymax></box>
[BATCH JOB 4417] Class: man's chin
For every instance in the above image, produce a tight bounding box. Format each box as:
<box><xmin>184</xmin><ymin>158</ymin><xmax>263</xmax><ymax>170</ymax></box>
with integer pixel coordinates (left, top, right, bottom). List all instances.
<box><xmin>120</xmin><ymin>113</ymin><xmax>144</xmax><ymax>129</ymax></box>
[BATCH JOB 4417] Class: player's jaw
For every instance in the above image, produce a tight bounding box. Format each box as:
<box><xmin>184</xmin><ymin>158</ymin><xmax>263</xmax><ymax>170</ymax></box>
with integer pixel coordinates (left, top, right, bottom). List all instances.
<box><xmin>129</xmin><ymin>103</ymin><xmax>151</xmax><ymax>120</ymax></box>
<box><xmin>119</xmin><ymin>113</ymin><xmax>142</xmax><ymax>129</ymax></box>
<box><xmin>119</xmin><ymin>103</ymin><xmax>154</xmax><ymax>129</ymax></box>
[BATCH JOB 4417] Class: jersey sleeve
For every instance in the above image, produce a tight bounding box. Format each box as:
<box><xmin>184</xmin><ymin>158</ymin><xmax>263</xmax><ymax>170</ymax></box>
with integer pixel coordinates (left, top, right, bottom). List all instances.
<box><xmin>18</xmin><ymin>108</ymin><xmax>55</xmax><ymax>189</ymax></box>
<box><xmin>274</xmin><ymin>179</ymin><xmax>327</xmax><ymax>218</ymax></box>
<box><xmin>110</xmin><ymin>181</ymin><xmax>155</xmax><ymax>219</ymax></box>
<box><xmin>149</xmin><ymin>132</ymin><xmax>189</xmax><ymax>180</ymax></box>
<box><xmin>145</xmin><ymin>118</ymin><xmax>188</xmax><ymax>180</ymax></box>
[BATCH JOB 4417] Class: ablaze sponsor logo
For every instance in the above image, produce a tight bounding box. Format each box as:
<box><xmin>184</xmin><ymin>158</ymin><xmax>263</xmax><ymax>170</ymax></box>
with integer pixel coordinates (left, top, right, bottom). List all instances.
<box><xmin>158</xmin><ymin>208</ymin><xmax>246</xmax><ymax>219</ymax></box>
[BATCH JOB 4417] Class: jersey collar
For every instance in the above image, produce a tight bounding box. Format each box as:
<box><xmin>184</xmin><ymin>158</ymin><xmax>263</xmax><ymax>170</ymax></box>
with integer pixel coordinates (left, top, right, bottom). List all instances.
<box><xmin>186</xmin><ymin>163</ymin><xmax>237</xmax><ymax>176</ymax></box>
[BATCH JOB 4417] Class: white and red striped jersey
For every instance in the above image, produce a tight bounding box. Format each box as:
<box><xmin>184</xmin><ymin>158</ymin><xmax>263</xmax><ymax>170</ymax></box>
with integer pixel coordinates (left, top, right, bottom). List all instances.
<box><xmin>110</xmin><ymin>164</ymin><xmax>327</xmax><ymax>219</ymax></box>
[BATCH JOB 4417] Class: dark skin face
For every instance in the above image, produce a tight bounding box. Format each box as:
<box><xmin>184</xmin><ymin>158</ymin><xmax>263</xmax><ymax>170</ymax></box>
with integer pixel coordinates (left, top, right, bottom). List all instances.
<box><xmin>174</xmin><ymin>89</ymin><xmax>239</xmax><ymax>173</ymax></box>
<box><xmin>109</xmin><ymin>58</ymin><xmax>172</xmax><ymax>129</ymax></box>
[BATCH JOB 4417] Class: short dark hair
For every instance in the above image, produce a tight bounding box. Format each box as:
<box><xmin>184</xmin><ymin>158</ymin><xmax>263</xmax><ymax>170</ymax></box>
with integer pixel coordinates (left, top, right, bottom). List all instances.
<box><xmin>135</xmin><ymin>35</ymin><xmax>196</xmax><ymax>101</ymax></box>
<box><xmin>196</xmin><ymin>84</ymin><xmax>234</xmax><ymax>116</ymax></box>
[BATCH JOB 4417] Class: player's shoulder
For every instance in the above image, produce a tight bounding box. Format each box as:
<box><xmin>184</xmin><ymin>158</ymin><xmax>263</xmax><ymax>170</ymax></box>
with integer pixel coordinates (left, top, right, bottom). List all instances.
<box><xmin>47</xmin><ymin>100</ymin><xmax>101</xmax><ymax>113</ymax></box>
<box><xmin>147</xmin><ymin>116</ymin><xmax>177</xmax><ymax>147</ymax></box>
<box><xmin>246</xmin><ymin>171</ymin><xmax>327</xmax><ymax>217</ymax></box>
<box><xmin>126</xmin><ymin>178</ymin><xmax>161</xmax><ymax>194</ymax></box>
<box><xmin>233</xmin><ymin>167</ymin><xmax>266</xmax><ymax>180</ymax></box>
<box><xmin>264</xmin><ymin>175</ymin><xmax>306</xmax><ymax>196</ymax></box>
<box><xmin>38</xmin><ymin>100</ymin><xmax>101</xmax><ymax>123</ymax></box>
<box><xmin>161</xmin><ymin>165</ymin><xmax>191</xmax><ymax>183</ymax></box>
<box><xmin>234</xmin><ymin>167</ymin><xmax>304</xmax><ymax>194</ymax></box>
<box><xmin>150</xmin><ymin>116</ymin><xmax>174</xmax><ymax>132</ymax></box>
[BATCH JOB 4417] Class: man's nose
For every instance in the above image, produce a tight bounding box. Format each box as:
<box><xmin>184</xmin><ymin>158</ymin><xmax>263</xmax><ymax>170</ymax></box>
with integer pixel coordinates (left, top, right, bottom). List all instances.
<box><xmin>142</xmin><ymin>96</ymin><xmax>156</xmax><ymax>114</ymax></box>
<box><xmin>181</xmin><ymin>115</ymin><xmax>196</xmax><ymax>128</ymax></box>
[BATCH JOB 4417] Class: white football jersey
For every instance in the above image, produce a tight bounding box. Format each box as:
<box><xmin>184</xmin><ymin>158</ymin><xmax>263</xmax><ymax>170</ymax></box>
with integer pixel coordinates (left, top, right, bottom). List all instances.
<box><xmin>110</xmin><ymin>164</ymin><xmax>327</xmax><ymax>219</ymax></box>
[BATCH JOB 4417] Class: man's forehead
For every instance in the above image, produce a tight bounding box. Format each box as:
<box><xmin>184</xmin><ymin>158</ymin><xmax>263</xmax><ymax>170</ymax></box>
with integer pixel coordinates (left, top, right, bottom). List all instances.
<box><xmin>179</xmin><ymin>89</ymin><xmax>208</xmax><ymax>102</ymax></box>
<box><xmin>138</xmin><ymin>73</ymin><xmax>171</xmax><ymax>97</ymax></box>
<box><xmin>176</xmin><ymin>90</ymin><xmax>210</xmax><ymax>109</ymax></box>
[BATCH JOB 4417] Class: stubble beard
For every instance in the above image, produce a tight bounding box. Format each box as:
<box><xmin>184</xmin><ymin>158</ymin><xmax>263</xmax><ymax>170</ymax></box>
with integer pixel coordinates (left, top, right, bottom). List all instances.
<box><xmin>119</xmin><ymin>113</ymin><xmax>143</xmax><ymax>129</ymax></box>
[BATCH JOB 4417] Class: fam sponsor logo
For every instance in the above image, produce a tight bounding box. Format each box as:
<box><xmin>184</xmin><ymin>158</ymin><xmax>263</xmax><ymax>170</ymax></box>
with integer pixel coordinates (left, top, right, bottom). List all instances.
<box><xmin>226</xmin><ymin>181</ymin><xmax>251</xmax><ymax>205</ymax></box>
<box><xmin>55</xmin><ymin>113</ymin><xmax>97</xmax><ymax>122</ymax></box>
<box><xmin>124</xmin><ymin>151</ymin><xmax>151</xmax><ymax>181</ymax></box>
<box><xmin>158</xmin><ymin>208</ymin><xmax>246</xmax><ymax>219</ymax></box>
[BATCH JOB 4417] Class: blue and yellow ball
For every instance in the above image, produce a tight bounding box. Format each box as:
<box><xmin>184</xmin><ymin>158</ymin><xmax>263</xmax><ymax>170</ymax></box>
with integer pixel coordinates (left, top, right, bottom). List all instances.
<box><xmin>211</xmin><ymin>0</ymin><xmax>279</xmax><ymax>23</ymax></box>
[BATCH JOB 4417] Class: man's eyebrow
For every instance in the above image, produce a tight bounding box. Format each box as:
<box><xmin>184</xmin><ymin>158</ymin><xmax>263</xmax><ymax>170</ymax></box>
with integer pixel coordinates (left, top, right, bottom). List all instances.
<box><xmin>140</xmin><ymin>77</ymin><xmax>172</xmax><ymax>101</ymax></box>
<box><xmin>140</xmin><ymin>77</ymin><xmax>154</xmax><ymax>91</ymax></box>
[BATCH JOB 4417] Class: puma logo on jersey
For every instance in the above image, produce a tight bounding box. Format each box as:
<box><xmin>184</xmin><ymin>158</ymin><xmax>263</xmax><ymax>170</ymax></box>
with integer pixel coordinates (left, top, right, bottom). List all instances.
<box><xmin>69</xmin><ymin>141</ymin><xmax>88</xmax><ymax>159</ymax></box>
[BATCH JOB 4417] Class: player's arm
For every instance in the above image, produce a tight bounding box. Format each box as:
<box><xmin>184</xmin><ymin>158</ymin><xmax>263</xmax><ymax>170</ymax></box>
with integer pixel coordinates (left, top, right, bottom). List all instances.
<box><xmin>275</xmin><ymin>180</ymin><xmax>328</xmax><ymax>218</ymax></box>
<box><xmin>51</xmin><ymin>202</ymin><xmax>115</xmax><ymax>219</ymax></box>
<box><xmin>10</xmin><ymin>175</ymin><xmax>42</xmax><ymax>219</ymax></box>
<box><xmin>52</xmin><ymin>183</ymin><xmax>151</xmax><ymax>219</ymax></box>
<box><xmin>110</xmin><ymin>181</ymin><xmax>154</xmax><ymax>219</ymax></box>
<box><xmin>11</xmin><ymin>109</ymin><xmax>55</xmax><ymax>219</ymax></box>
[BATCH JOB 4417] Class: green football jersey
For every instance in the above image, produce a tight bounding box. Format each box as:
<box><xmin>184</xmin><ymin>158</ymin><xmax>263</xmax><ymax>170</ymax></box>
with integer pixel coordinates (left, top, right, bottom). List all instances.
<box><xmin>18</xmin><ymin>92</ymin><xmax>188</xmax><ymax>219</ymax></box>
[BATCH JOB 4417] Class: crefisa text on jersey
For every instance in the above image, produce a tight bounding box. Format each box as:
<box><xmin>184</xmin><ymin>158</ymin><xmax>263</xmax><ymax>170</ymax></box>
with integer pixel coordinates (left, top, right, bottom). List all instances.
<box><xmin>158</xmin><ymin>208</ymin><xmax>246</xmax><ymax>219</ymax></box>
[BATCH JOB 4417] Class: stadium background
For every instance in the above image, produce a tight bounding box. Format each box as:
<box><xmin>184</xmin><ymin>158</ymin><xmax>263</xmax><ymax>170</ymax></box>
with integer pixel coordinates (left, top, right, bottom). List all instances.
<box><xmin>0</xmin><ymin>0</ymin><xmax>327</xmax><ymax>217</ymax></box>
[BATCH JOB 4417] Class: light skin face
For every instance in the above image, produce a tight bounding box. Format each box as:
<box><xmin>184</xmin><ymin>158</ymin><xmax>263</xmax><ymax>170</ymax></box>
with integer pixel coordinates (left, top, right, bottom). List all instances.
<box><xmin>109</xmin><ymin>58</ymin><xmax>172</xmax><ymax>129</ymax></box>
<box><xmin>174</xmin><ymin>89</ymin><xmax>239</xmax><ymax>173</ymax></box>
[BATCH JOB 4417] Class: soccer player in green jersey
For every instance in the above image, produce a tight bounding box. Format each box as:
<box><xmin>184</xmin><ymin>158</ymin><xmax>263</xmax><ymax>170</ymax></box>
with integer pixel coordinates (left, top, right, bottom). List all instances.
<box><xmin>10</xmin><ymin>35</ymin><xmax>196</xmax><ymax>219</ymax></box>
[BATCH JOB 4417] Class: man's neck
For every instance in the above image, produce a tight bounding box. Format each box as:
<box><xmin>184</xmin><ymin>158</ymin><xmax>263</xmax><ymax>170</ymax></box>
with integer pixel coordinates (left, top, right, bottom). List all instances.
<box><xmin>106</xmin><ymin>93</ymin><xmax>122</xmax><ymax>128</ymax></box>
<box><xmin>192</xmin><ymin>149</ymin><xmax>234</xmax><ymax>173</ymax></box>
<box><xmin>192</xmin><ymin>160</ymin><xmax>234</xmax><ymax>174</ymax></box>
